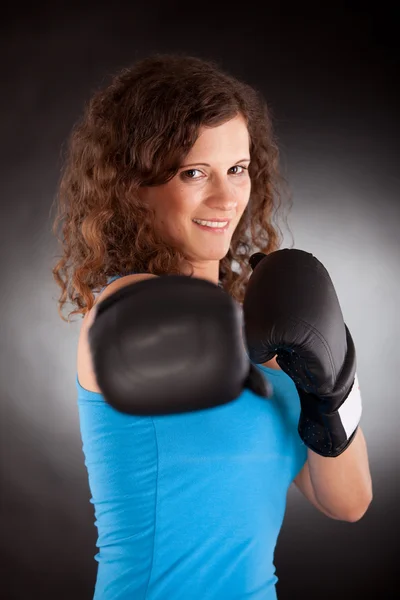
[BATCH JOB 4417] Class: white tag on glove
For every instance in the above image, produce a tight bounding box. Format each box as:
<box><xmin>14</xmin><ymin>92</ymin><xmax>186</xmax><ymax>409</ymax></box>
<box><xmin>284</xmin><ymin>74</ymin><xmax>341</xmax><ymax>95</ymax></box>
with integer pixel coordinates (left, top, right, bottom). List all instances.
<box><xmin>338</xmin><ymin>372</ymin><xmax>363</xmax><ymax>438</ymax></box>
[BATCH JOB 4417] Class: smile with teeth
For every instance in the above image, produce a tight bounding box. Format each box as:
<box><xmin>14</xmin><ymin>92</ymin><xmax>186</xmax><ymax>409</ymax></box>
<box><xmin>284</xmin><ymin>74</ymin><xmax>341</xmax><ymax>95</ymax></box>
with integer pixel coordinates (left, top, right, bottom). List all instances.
<box><xmin>192</xmin><ymin>218</ymin><xmax>229</xmax><ymax>229</ymax></box>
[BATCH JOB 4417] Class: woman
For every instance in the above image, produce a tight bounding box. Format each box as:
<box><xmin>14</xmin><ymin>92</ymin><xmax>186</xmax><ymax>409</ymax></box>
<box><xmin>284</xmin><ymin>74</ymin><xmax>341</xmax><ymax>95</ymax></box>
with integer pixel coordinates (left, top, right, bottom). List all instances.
<box><xmin>52</xmin><ymin>54</ymin><xmax>369</xmax><ymax>599</ymax></box>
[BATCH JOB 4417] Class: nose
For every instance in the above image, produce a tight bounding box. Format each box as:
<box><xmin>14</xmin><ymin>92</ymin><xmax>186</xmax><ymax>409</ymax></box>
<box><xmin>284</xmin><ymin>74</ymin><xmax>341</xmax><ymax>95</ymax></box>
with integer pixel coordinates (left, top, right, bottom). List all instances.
<box><xmin>205</xmin><ymin>180</ymin><xmax>239</xmax><ymax>212</ymax></box>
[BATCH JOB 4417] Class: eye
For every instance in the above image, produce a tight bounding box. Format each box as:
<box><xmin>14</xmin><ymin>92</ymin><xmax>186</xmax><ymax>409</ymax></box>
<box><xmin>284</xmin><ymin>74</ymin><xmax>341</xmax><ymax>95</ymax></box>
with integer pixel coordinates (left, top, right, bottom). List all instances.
<box><xmin>181</xmin><ymin>169</ymin><xmax>202</xmax><ymax>180</ymax></box>
<box><xmin>230</xmin><ymin>165</ymin><xmax>248</xmax><ymax>175</ymax></box>
<box><xmin>180</xmin><ymin>165</ymin><xmax>249</xmax><ymax>180</ymax></box>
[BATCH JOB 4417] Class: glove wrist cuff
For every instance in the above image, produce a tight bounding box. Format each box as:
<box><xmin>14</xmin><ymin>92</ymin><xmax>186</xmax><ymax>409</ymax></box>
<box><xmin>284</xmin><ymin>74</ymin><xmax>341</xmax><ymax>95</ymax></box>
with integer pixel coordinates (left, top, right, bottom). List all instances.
<box><xmin>298</xmin><ymin>373</ymin><xmax>363</xmax><ymax>458</ymax></box>
<box><xmin>336</xmin><ymin>372</ymin><xmax>363</xmax><ymax>440</ymax></box>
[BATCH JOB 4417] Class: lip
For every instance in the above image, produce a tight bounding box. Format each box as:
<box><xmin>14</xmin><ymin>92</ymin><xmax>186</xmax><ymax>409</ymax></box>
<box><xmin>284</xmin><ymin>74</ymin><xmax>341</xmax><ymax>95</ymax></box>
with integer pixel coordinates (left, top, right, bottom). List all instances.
<box><xmin>192</xmin><ymin>218</ymin><xmax>233</xmax><ymax>223</ymax></box>
<box><xmin>192</xmin><ymin>219</ymin><xmax>231</xmax><ymax>233</ymax></box>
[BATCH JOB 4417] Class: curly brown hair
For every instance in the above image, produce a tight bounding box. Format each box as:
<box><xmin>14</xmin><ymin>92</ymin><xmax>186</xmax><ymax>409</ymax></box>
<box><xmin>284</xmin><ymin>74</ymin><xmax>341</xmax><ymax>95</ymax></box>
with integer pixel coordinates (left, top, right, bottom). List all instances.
<box><xmin>51</xmin><ymin>53</ymin><xmax>293</xmax><ymax>322</ymax></box>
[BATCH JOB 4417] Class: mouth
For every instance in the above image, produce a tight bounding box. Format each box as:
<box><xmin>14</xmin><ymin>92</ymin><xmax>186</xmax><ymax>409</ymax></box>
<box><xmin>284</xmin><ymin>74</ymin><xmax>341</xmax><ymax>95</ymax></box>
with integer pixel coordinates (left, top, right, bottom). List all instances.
<box><xmin>192</xmin><ymin>218</ymin><xmax>231</xmax><ymax>233</ymax></box>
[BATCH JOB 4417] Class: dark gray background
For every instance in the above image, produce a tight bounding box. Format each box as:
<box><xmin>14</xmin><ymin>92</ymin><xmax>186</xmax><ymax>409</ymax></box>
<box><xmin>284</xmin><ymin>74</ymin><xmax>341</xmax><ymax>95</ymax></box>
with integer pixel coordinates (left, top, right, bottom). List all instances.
<box><xmin>1</xmin><ymin>3</ymin><xmax>398</xmax><ymax>598</ymax></box>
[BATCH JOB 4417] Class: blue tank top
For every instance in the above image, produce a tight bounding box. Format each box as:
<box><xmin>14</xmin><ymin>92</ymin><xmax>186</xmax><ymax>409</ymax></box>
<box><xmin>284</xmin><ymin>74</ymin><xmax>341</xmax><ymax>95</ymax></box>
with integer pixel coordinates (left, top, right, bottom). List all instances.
<box><xmin>76</xmin><ymin>275</ymin><xmax>307</xmax><ymax>599</ymax></box>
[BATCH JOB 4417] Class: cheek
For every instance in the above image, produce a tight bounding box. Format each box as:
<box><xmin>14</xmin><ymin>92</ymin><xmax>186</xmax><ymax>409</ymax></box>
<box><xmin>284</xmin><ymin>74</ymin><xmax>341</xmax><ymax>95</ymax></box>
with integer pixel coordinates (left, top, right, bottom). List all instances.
<box><xmin>237</xmin><ymin>179</ymin><xmax>251</xmax><ymax>201</ymax></box>
<box><xmin>166</xmin><ymin>183</ymin><xmax>197</xmax><ymax>214</ymax></box>
<box><xmin>235</xmin><ymin>199</ymin><xmax>250</xmax><ymax>228</ymax></box>
<box><xmin>156</xmin><ymin>195</ymin><xmax>183</xmax><ymax>226</ymax></box>
<box><xmin>159</xmin><ymin>206</ymin><xmax>190</xmax><ymax>239</ymax></box>
<box><xmin>239</xmin><ymin>193</ymin><xmax>251</xmax><ymax>214</ymax></box>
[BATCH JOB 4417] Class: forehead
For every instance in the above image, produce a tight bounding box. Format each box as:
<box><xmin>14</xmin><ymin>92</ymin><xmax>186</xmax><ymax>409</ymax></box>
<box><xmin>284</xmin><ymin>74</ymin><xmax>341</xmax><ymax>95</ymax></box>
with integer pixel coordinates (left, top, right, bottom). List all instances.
<box><xmin>189</xmin><ymin>115</ymin><xmax>250</xmax><ymax>157</ymax></box>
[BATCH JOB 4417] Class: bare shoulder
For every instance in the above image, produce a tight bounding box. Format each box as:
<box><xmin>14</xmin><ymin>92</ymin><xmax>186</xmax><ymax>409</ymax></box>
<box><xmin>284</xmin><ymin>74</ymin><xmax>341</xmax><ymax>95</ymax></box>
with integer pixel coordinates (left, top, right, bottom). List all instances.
<box><xmin>261</xmin><ymin>356</ymin><xmax>281</xmax><ymax>370</ymax></box>
<box><xmin>77</xmin><ymin>273</ymin><xmax>157</xmax><ymax>393</ymax></box>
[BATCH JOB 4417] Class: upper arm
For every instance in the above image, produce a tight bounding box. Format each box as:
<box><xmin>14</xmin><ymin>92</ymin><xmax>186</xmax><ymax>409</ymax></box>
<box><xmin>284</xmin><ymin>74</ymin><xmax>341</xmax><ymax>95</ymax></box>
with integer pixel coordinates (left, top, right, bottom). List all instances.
<box><xmin>77</xmin><ymin>273</ymin><xmax>158</xmax><ymax>393</ymax></box>
<box><xmin>293</xmin><ymin>461</ymin><xmax>339</xmax><ymax>520</ymax></box>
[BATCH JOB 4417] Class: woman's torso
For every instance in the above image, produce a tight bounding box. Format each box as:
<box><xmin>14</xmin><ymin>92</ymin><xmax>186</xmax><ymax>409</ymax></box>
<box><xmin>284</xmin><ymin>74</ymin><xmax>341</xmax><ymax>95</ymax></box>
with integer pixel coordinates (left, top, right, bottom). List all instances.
<box><xmin>76</xmin><ymin>274</ymin><xmax>307</xmax><ymax>600</ymax></box>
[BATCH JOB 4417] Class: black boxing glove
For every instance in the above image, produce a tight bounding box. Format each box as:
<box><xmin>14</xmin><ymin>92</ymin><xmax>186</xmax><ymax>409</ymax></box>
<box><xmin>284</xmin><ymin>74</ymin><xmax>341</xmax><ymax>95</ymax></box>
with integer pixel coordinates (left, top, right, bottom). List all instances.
<box><xmin>243</xmin><ymin>250</ymin><xmax>362</xmax><ymax>458</ymax></box>
<box><xmin>89</xmin><ymin>275</ymin><xmax>271</xmax><ymax>415</ymax></box>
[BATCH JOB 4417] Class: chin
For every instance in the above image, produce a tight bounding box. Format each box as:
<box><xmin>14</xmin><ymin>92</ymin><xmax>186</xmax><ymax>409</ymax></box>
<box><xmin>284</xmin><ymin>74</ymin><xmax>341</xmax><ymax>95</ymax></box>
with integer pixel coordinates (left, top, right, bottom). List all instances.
<box><xmin>196</xmin><ymin>242</ymin><xmax>231</xmax><ymax>257</ymax></box>
<box><xmin>182</xmin><ymin>239</ymin><xmax>232</xmax><ymax>264</ymax></box>
<box><xmin>197</xmin><ymin>250</ymin><xmax>229</xmax><ymax>261</ymax></box>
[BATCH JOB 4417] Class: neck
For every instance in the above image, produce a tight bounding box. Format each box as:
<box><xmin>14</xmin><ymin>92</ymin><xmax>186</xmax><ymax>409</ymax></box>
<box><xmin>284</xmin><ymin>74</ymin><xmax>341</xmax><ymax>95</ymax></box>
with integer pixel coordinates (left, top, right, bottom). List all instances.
<box><xmin>182</xmin><ymin>260</ymin><xmax>220</xmax><ymax>286</ymax></box>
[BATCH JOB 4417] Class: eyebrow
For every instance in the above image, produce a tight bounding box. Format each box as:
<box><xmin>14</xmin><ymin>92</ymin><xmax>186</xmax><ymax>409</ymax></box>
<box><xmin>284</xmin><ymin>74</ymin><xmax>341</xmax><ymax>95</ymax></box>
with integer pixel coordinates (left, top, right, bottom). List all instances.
<box><xmin>180</xmin><ymin>158</ymin><xmax>251</xmax><ymax>168</ymax></box>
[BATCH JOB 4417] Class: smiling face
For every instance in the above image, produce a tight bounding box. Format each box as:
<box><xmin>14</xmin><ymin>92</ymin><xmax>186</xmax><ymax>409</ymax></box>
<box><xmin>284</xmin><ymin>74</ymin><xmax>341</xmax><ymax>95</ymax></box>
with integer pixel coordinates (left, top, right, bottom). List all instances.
<box><xmin>138</xmin><ymin>114</ymin><xmax>252</xmax><ymax>282</ymax></box>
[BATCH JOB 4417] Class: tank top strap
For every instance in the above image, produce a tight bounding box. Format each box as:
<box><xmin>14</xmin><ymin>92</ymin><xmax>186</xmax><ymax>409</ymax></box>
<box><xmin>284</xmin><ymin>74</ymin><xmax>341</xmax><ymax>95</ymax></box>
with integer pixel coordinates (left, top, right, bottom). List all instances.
<box><xmin>107</xmin><ymin>275</ymin><xmax>125</xmax><ymax>285</ymax></box>
<box><xmin>98</xmin><ymin>272</ymin><xmax>138</xmax><ymax>295</ymax></box>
